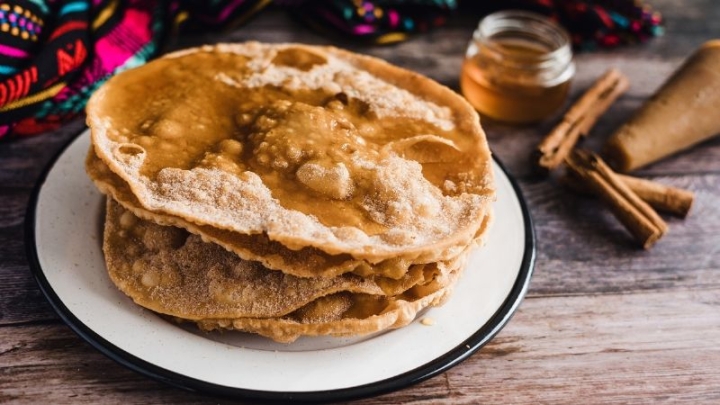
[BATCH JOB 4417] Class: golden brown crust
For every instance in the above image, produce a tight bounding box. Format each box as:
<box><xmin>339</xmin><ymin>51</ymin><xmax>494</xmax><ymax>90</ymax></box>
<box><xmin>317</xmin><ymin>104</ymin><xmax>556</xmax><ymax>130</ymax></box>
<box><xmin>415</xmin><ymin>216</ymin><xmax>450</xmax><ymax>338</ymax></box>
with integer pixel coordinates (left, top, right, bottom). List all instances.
<box><xmin>87</xmin><ymin>147</ymin><xmax>482</xmax><ymax>279</ymax></box>
<box><xmin>87</xmin><ymin>42</ymin><xmax>495</xmax><ymax>262</ymax></box>
<box><xmin>194</xmin><ymin>267</ymin><xmax>463</xmax><ymax>343</ymax></box>
<box><xmin>103</xmin><ymin>198</ymin><xmax>469</xmax><ymax>342</ymax></box>
<box><xmin>87</xmin><ymin>42</ymin><xmax>495</xmax><ymax>343</ymax></box>
<box><xmin>327</xmin><ymin>45</ymin><xmax>491</xmax><ymax>171</ymax></box>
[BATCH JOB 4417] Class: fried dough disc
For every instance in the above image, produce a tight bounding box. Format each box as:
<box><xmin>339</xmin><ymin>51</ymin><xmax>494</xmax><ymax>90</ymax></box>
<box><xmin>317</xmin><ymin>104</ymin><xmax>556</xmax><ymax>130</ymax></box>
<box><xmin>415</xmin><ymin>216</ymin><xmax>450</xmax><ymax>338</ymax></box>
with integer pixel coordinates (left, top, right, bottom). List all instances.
<box><xmin>87</xmin><ymin>42</ymin><xmax>494</xmax><ymax>262</ymax></box>
<box><xmin>103</xmin><ymin>198</ymin><xmax>463</xmax><ymax>321</ymax></box>
<box><xmin>194</xmin><ymin>271</ymin><xmax>461</xmax><ymax>344</ymax></box>
<box><xmin>89</xmin><ymin>148</ymin><xmax>484</xmax><ymax>279</ymax></box>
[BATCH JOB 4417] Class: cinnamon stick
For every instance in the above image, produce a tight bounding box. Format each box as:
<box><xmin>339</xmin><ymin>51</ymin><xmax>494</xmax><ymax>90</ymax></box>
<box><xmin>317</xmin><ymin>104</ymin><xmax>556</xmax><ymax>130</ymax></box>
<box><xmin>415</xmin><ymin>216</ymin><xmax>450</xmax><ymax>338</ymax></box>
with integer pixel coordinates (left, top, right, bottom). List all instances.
<box><xmin>565</xmin><ymin>150</ymin><xmax>667</xmax><ymax>249</ymax></box>
<box><xmin>536</xmin><ymin>69</ymin><xmax>630</xmax><ymax>171</ymax></box>
<box><xmin>562</xmin><ymin>172</ymin><xmax>695</xmax><ymax>218</ymax></box>
<box><xmin>615</xmin><ymin>174</ymin><xmax>694</xmax><ymax>218</ymax></box>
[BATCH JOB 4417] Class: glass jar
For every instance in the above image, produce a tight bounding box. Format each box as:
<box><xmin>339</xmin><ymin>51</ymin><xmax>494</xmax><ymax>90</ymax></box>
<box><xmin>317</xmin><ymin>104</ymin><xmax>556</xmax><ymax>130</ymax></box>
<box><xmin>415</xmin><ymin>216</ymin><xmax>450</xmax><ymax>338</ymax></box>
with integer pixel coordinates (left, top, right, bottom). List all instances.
<box><xmin>460</xmin><ymin>10</ymin><xmax>575</xmax><ymax>124</ymax></box>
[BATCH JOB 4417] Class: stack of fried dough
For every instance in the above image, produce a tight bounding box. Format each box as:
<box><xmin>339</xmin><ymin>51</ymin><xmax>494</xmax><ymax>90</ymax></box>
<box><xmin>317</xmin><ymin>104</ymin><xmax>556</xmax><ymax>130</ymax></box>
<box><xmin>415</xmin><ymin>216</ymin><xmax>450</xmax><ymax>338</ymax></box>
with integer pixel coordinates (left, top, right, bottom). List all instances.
<box><xmin>85</xmin><ymin>42</ymin><xmax>495</xmax><ymax>343</ymax></box>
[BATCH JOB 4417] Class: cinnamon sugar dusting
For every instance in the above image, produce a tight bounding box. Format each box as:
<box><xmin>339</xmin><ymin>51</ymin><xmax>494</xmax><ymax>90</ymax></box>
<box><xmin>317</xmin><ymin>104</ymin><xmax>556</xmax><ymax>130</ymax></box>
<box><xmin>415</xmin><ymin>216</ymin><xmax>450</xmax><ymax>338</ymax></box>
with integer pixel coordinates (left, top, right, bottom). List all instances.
<box><xmin>88</xmin><ymin>42</ymin><xmax>493</xmax><ymax>260</ymax></box>
<box><xmin>87</xmin><ymin>42</ymin><xmax>495</xmax><ymax>343</ymax></box>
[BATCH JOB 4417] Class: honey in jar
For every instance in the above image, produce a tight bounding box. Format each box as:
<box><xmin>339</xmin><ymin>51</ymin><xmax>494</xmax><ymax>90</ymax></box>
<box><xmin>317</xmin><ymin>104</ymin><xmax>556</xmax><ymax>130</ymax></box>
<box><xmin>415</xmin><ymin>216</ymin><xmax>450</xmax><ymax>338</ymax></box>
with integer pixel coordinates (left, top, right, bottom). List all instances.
<box><xmin>460</xmin><ymin>11</ymin><xmax>575</xmax><ymax>124</ymax></box>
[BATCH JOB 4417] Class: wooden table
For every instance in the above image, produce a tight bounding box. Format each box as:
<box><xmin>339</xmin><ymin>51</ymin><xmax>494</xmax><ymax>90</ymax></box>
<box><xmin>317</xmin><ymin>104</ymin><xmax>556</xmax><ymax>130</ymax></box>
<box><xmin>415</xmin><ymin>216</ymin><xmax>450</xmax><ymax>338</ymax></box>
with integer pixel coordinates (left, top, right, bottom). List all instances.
<box><xmin>2</xmin><ymin>1</ymin><xmax>720</xmax><ymax>403</ymax></box>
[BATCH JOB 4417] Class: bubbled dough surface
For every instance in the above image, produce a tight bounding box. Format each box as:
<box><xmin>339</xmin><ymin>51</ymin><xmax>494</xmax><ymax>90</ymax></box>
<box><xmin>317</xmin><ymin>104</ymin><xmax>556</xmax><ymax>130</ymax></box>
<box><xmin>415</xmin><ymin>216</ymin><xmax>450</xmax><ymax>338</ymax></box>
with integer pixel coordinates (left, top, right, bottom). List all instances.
<box><xmin>87</xmin><ymin>42</ymin><xmax>495</xmax><ymax>261</ymax></box>
<box><xmin>87</xmin><ymin>149</ymin><xmax>481</xmax><ymax>279</ymax></box>
<box><xmin>103</xmin><ymin>198</ymin><xmax>468</xmax><ymax>342</ymax></box>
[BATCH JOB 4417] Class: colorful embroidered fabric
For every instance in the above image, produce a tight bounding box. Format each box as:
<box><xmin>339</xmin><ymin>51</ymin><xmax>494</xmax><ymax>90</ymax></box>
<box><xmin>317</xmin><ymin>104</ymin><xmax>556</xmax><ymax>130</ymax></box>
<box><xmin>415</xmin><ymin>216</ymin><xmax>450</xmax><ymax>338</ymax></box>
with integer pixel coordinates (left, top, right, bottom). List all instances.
<box><xmin>0</xmin><ymin>0</ymin><xmax>271</xmax><ymax>139</ymax></box>
<box><xmin>458</xmin><ymin>1</ymin><xmax>664</xmax><ymax>51</ymax></box>
<box><xmin>0</xmin><ymin>1</ymin><xmax>163</xmax><ymax>137</ymax></box>
<box><xmin>281</xmin><ymin>0</ymin><xmax>458</xmax><ymax>45</ymax></box>
<box><xmin>0</xmin><ymin>0</ymin><xmax>663</xmax><ymax>139</ymax></box>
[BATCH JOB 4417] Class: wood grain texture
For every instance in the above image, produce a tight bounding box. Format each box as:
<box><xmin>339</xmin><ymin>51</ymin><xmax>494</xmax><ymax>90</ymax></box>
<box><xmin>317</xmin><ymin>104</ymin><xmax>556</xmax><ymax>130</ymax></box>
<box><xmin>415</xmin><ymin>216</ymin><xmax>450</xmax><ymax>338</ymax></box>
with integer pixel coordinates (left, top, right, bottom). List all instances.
<box><xmin>2</xmin><ymin>291</ymin><xmax>718</xmax><ymax>404</ymax></box>
<box><xmin>1</xmin><ymin>0</ymin><xmax>720</xmax><ymax>403</ymax></box>
<box><xmin>0</xmin><ymin>119</ymin><xmax>85</xmax><ymax>188</ymax></box>
<box><xmin>356</xmin><ymin>289</ymin><xmax>720</xmax><ymax>405</ymax></box>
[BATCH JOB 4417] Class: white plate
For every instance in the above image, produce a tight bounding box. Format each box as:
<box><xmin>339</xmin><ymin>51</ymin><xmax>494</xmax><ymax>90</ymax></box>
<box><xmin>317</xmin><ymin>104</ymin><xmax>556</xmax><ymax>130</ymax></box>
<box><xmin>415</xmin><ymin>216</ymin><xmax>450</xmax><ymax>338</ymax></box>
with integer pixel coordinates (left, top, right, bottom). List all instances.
<box><xmin>26</xmin><ymin>129</ymin><xmax>535</xmax><ymax>402</ymax></box>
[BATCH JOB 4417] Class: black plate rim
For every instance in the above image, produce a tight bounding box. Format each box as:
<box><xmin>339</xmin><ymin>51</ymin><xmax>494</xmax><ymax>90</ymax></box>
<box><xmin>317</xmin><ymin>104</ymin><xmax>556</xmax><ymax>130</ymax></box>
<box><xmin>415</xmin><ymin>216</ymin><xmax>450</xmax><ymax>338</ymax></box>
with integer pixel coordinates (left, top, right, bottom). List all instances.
<box><xmin>25</xmin><ymin>129</ymin><xmax>536</xmax><ymax>404</ymax></box>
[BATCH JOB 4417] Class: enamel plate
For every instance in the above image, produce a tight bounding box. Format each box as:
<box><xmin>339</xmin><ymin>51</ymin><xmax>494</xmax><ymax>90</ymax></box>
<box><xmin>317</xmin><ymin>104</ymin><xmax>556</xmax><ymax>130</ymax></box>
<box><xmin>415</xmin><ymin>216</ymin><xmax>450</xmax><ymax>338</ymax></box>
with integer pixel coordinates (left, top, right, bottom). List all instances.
<box><xmin>26</xmin><ymin>129</ymin><xmax>535</xmax><ymax>402</ymax></box>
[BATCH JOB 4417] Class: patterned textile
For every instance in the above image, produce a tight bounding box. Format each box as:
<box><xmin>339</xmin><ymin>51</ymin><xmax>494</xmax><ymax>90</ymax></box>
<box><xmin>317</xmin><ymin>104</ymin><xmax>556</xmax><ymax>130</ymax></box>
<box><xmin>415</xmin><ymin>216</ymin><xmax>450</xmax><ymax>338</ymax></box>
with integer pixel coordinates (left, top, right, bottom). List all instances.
<box><xmin>281</xmin><ymin>0</ymin><xmax>457</xmax><ymax>45</ymax></box>
<box><xmin>0</xmin><ymin>0</ymin><xmax>271</xmax><ymax>139</ymax></box>
<box><xmin>0</xmin><ymin>1</ymin><xmax>160</xmax><ymax>137</ymax></box>
<box><xmin>0</xmin><ymin>0</ymin><xmax>662</xmax><ymax>139</ymax></box>
<box><xmin>458</xmin><ymin>1</ymin><xmax>664</xmax><ymax>51</ymax></box>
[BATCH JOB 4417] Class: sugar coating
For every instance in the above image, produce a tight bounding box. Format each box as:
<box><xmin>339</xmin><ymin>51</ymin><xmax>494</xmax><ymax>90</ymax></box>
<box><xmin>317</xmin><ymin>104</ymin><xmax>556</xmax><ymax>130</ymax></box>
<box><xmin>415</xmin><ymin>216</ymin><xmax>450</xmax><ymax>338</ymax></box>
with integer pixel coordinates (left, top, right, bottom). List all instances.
<box><xmin>102</xmin><ymin>199</ymin><xmax>468</xmax><ymax>342</ymax></box>
<box><xmin>209</xmin><ymin>42</ymin><xmax>455</xmax><ymax>132</ymax></box>
<box><xmin>88</xmin><ymin>42</ymin><xmax>494</xmax><ymax>261</ymax></box>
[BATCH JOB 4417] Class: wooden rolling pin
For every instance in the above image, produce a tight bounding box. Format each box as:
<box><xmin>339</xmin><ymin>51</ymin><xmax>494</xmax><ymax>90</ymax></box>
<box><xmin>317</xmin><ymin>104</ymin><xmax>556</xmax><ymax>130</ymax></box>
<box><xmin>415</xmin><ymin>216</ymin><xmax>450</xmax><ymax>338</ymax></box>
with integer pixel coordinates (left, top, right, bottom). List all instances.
<box><xmin>604</xmin><ymin>40</ymin><xmax>720</xmax><ymax>172</ymax></box>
